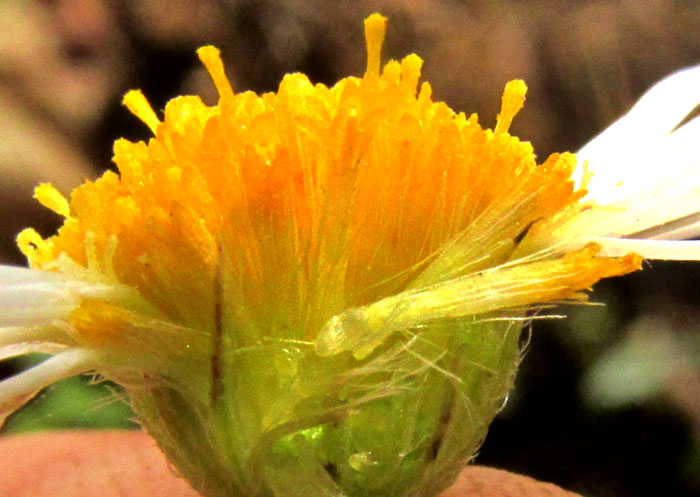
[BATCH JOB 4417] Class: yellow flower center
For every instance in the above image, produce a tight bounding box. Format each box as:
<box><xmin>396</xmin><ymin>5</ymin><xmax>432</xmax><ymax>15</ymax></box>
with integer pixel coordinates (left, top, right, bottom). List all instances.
<box><xmin>17</xmin><ymin>13</ymin><xmax>640</xmax><ymax>351</ymax></box>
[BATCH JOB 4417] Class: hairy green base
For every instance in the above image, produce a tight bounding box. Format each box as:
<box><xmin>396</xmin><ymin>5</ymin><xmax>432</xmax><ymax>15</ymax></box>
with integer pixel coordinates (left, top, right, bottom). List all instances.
<box><xmin>128</xmin><ymin>317</ymin><xmax>521</xmax><ymax>497</ymax></box>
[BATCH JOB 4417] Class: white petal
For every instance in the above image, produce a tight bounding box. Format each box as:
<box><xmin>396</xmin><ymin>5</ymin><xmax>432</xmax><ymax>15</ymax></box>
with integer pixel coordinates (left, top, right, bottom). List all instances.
<box><xmin>0</xmin><ymin>342</ymin><xmax>68</xmax><ymax>361</ymax></box>
<box><xmin>574</xmin><ymin>63</ymin><xmax>700</xmax><ymax>191</ymax></box>
<box><xmin>566</xmin><ymin>64</ymin><xmax>700</xmax><ymax>244</ymax></box>
<box><xmin>594</xmin><ymin>238</ymin><xmax>700</xmax><ymax>260</ymax></box>
<box><xmin>586</xmin><ymin>64</ymin><xmax>700</xmax><ymax>143</ymax></box>
<box><xmin>0</xmin><ymin>326</ymin><xmax>74</xmax><ymax>349</ymax></box>
<box><xmin>0</xmin><ymin>265</ymin><xmax>142</xmax><ymax>327</ymax></box>
<box><xmin>0</xmin><ymin>348</ymin><xmax>95</xmax><ymax>427</ymax></box>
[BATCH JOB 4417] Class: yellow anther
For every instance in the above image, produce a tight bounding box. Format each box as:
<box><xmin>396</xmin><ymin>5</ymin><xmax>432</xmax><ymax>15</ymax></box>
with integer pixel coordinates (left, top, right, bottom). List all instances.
<box><xmin>495</xmin><ymin>80</ymin><xmax>527</xmax><ymax>134</ymax></box>
<box><xmin>35</xmin><ymin>183</ymin><xmax>70</xmax><ymax>218</ymax></box>
<box><xmin>123</xmin><ymin>90</ymin><xmax>161</xmax><ymax>134</ymax></box>
<box><xmin>364</xmin><ymin>13</ymin><xmax>387</xmax><ymax>77</ymax></box>
<box><xmin>197</xmin><ymin>46</ymin><xmax>234</xmax><ymax>101</ymax></box>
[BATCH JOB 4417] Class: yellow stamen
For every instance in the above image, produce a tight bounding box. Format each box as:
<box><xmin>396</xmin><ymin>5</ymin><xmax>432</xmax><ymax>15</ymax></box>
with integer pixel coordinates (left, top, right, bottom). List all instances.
<box><xmin>17</xmin><ymin>228</ymin><xmax>54</xmax><ymax>267</ymax></box>
<box><xmin>34</xmin><ymin>183</ymin><xmax>71</xmax><ymax>218</ymax></box>
<box><xmin>122</xmin><ymin>90</ymin><xmax>161</xmax><ymax>134</ymax></box>
<box><xmin>364</xmin><ymin>13</ymin><xmax>387</xmax><ymax>77</ymax></box>
<box><xmin>197</xmin><ymin>46</ymin><xmax>234</xmax><ymax>100</ymax></box>
<box><xmin>495</xmin><ymin>80</ymin><xmax>527</xmax><ymax>134</ymax></box>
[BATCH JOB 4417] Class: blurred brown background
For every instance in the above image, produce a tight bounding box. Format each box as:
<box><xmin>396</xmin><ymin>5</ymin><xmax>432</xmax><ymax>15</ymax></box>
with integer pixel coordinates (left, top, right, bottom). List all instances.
<box><xmin>1</xmin><ymin>1</ymin><xmax>699</xmax><ymax>497</ymax></box>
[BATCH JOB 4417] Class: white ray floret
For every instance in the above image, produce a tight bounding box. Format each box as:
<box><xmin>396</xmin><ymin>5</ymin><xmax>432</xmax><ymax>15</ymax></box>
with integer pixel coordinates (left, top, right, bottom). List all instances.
<box><xmin>0</xmin><ymin>348</ymin><xmax>96</xmax><ymax>426</ymax></box>
<box><xmin>0</xmin><ymin>265</ymin><xmax>142</xmax><ymax>426</ymax></box>
<box><xmin>563</xmin><ymin>63</ymin><xmax>700</xmax><ymax>259</ymax></box>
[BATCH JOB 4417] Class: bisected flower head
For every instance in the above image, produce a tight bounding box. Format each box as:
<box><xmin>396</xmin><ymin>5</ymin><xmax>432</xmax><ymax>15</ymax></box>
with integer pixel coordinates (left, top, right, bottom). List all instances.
<box><xmin>1</xmin><ymin>13</ymin><xmax>700</xmax><ymax>497</ymax></box>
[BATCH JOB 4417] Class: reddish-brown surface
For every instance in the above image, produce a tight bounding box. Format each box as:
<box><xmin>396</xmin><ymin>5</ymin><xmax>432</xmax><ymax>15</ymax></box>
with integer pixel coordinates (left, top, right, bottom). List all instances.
<box><xmin>0</xmin><ymin>430</ymin><xmax>583</xmax><ymax>497</ymax></box>
<box><xmin>0</xmin><ymin>431</ymin><xmax>199</xmax><ymax>497</ymax></box>
<box><xmin>441</xmin><ymin>466</ymin><xmax>582</xmax><ymax>497</ymax></box>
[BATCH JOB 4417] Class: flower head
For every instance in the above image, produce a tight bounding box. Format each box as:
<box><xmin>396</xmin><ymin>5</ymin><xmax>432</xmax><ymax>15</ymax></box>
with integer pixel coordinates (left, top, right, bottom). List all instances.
<box><xmin>1</xmin><ymin>13</ymin><xmax>699</xmax><ymax>497</ymax></box>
